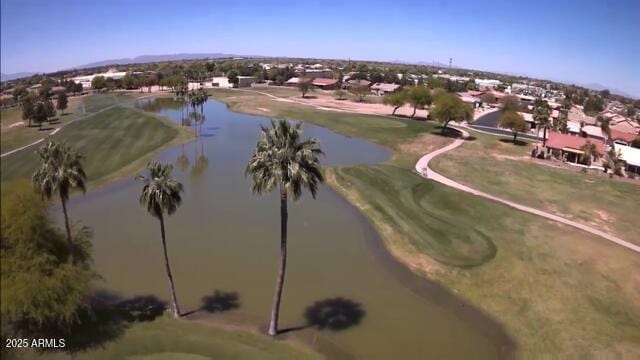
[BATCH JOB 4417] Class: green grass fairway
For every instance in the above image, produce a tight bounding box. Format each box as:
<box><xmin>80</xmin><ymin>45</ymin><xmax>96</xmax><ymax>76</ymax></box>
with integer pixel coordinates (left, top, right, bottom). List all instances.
<box><xmin>330</xmin><ymin>165</ymin><xmax>640</xmax><ymax>358</ymax></box>
<box><xmin>430</xmin><ymin>130</ymin><xmax>640</xmax><ymax>243</ymax></box>
<box><xmin>0</xmin><ymin>92</ymin><xmax>154</xmax><ymax>154</ymax></box>
<box><xmin>209</xmin><ymin>88</ymin><xmax>640</xmax><ymax>358</ymax></box>
<box><xmin>17</xmin><ymin>317</ymin><xmax>322</xmax><ymax>360</ymax></box>
<box><xmin>1</xmin><ymin>106</ymin><xmax>189</xmax><ymax>188</ymax></box>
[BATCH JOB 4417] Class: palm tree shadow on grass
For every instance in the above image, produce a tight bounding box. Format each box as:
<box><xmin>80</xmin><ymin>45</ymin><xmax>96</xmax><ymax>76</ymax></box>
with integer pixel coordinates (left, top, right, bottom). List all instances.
<box><xmin>279</xmin><ymin>297</ymin><xmax>365</xmax><ymax>335</ymax></box>
<box><xmin>181</xmin><ymin>290</ymin><xmax>240</xmax><ymax>316</ymax></box>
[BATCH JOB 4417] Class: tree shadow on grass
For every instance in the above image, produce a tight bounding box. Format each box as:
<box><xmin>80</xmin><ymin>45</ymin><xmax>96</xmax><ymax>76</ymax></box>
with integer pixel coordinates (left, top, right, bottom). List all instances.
<box><xmin>431</xmin><ymin>125</ymin><xmax>468</xmax><ymax>139</ymax></box>
<box><xmin>499</xmin><ymin>138</ymin><xmax>527</xmax><ymax>146</ymax></box>
<box><xmin>9</xmin><ymin>291</ymin><xmax>166</xmax><ymax>355</ymax></box>
<box><xmin>279</xmin><ymin>297</ymin><xmax>365</xmax><ymax>334</ymax></box>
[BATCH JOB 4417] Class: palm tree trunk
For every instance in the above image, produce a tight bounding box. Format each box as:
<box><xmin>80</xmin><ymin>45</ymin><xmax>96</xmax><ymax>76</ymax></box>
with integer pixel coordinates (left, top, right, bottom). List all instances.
<box><xmin>392</xmin><ymin>106</ymin><xmax>399</xmax><ymax>116</ymax></box>
<box><xmin>159</xmin><ymin>214</ymin><xmax>180</xmax><ymax>318</ymax></box>
<box><xmin>59</xmin><ymin>195</ymin><xmax>75</xmax><ymax>261</ymax></box>
<box><xmin>411</xmin><ymin>106</ymin><xmax>417</xmax><ymax>118</ymax></box>
<box><xmin>268</xmin><ymin>188</ymin><xmax>288</xmax><ymax>336</ymax></box>
<box><xmin>543</xmin><ymin>127</ymin><xmax>548</xmax><ymax>146</ymax></box>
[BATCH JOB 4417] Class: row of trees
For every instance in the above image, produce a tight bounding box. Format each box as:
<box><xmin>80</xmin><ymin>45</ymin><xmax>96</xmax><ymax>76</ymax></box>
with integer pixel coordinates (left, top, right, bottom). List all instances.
<box><xmin>21</xmin><ymin>91</ymin><xmax>68</xmax><ymax>128</ymax></box>
<box><xmin>134</xmin><ymin>118</ymin><xmax>324</xmax><ymax>335</ymax></box>
<box><xmin>7</xmin><ymin>115</ymin><xmax>321</xmax><ymax>340</ymax></box>
<box><xmin>380</xmin><ymin>87</ymin><xmax>474</xmax><ymax>133</ymax></box>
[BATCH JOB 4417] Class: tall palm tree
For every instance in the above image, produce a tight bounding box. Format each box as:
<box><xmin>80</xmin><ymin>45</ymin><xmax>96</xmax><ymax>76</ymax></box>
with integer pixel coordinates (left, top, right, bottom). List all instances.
<box><xmin>32</xmin><ymin>141</ymin><xmax>86</xmax><ymax>260</ymax></box>
<box><xmin>176</xmin><ymin>85</ymin><xmax>188</xmax><ymax>126</ymax></box>
<box><xmin>245</xmin><ymin>119</ymin><xmax>324</xmax><ymax>336</ymax></box>
<box><xmin>137</xmin><ymin>161</ymin><xmax>184</xmax><ymax>318</ymax></box>
<box><xmin>598</xmin><ymin>116</ymin><xmax>611</xmax><ymax>144</ymax></box>
<box><xmin>533</xmin><ymin>101</ymin><xmax>551</xmax><ymax>146</ymax></box>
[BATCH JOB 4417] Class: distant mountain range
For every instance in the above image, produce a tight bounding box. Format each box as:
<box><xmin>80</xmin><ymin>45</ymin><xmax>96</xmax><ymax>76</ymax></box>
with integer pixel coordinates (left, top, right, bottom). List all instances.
<box><xmin>73</xmin><ymin>53</ymin><xmax>248</xmax><ymax>69</ymax></box>
<box><xmin>579</xmin><ymin>82</ymin><xmax>635</xmax><ymax>99</ymax></box>
<box><xmin>391</xmin><ymin>59</ymin><xmax>449</xmax><ymax>68</ymax></box>
<box><xmin>1</xmin><ymin>72</ymin><xmax>36</xmax><ymax>82</ymax></box>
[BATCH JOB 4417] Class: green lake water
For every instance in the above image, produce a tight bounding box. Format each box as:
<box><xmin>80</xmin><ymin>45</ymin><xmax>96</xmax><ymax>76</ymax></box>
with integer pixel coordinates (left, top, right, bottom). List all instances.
<box><xmin>60</xmin><ymin>98</ymin><xmax>513</xmax><ymax>359</ymax></box>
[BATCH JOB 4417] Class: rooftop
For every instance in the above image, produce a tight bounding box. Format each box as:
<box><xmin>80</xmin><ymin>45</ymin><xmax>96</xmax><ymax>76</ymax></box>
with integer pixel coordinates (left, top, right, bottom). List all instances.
<box><xmin>370</xmin><ymin>83</ymin><xmax>401</xmax><ymax>91</ymax></box>
<box><xmin>614</xmin><ymin>144</ymin><xmax>640</xmax><ymax>167</ymax></box>
<box><xmin>546</xmin><ymin>131</ymin><xmax>605</xmax><ymax>154</ymax></box>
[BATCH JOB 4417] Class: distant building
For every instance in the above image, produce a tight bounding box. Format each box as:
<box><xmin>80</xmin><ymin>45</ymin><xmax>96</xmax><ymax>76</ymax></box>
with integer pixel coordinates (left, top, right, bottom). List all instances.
<box><xmin>211</xmin><ymin>76</ymin><xmax>256</xmax><ymax>88</ymax></box>
<box><xmin>71</xmin><ymin>68</ymin><xmax>127</xmax><ymax>89</ymax></box>
<box><xmin>295</xmin><ymin>68</ymin><xmax>333</xmax><ymax>79</ymax></box>
<box><xmin>370</xmin><ymin>83</ymin><xmax>401</xmax><ymax>96</ymax></box>
<box><xmin>475</xmin><ymin>79</ymin><xmax>501</xmax><ymax>89</ymax></box>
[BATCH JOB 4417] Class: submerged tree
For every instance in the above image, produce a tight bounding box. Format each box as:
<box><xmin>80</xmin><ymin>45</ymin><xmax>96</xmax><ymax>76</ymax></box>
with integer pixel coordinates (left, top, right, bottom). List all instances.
<box><xmin>32</xmin><ymin>141</ymin><xmax>87</xmax><ymax>261</ymax></box>
<box><xmin>137</xmin><ymin>161</ymin><xmax>184</xmax><ymax>318</ymax></box>
<box><xmin>245</xmin><ymin>120</ymin><xmax>324</xmax><ymax>336</ymax></box>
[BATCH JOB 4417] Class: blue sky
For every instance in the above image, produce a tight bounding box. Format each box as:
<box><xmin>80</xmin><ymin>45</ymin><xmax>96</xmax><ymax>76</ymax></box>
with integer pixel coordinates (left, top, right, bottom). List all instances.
<box><xmin>2</xmin><ymin>0</ymin><xmax>639</xmax><ymax>97</ymax></box>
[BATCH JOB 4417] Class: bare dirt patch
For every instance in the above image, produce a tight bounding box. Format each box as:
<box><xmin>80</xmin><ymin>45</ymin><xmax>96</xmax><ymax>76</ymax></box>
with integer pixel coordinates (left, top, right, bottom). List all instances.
<box><xmin>291</xmin><ymin>94</ymin><xmax>429</xmax><ymax>118</ymax></box>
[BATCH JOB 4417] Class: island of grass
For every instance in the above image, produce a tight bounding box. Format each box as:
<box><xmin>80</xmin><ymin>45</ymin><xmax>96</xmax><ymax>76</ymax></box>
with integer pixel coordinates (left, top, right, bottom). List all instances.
<box><xmin>207</xmin><ymin>87</ymin><xmax>640</xmax><ymax>358</ymax></box>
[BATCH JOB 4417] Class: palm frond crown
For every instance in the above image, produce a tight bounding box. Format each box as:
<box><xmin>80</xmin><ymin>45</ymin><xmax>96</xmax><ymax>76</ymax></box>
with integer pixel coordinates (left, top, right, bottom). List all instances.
<box><xmin>32</xmin><ymin>141</ymin><xmax>86</xmax><ymax>201</ymax></box>
<box><xmin>138</xmin><ymin>161</ymin><xmax>184</xmax><ymax>218</ymax></box>
<box><xmin>245</xmin><ymin>119</ymin><xmax>324</xmax><ymax>200</ymax></box>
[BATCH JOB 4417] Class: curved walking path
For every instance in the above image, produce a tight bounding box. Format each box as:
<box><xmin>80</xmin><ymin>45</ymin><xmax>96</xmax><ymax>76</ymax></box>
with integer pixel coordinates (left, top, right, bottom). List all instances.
<box><xmin>415</xmin><ymin>126</ymin><xmax>640</xmax><ymax>253</ymax></box>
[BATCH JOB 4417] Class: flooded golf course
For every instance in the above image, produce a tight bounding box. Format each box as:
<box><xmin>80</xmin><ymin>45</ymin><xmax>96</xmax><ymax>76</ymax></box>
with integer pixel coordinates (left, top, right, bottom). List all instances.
<box><xmin>59</xmin><ymin>98</ymin><xmax>513</xmax><ymax>359</ymax></box>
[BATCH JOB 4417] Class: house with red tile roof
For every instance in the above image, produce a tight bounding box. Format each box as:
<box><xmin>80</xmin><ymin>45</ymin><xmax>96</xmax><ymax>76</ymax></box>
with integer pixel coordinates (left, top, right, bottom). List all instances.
<box><xmin>610</xmin><ymin>128</ymin><xmax>638</xmax><ymax>146</ymax></box>
<box><xmin>545</xmin><ymin>131</ymin><xmax>605</xmax><ymax>165</ymax></box>
<box><xmin>311</xmin><ymin>78</ymin><xmax>338</xmax><ymax>90</ymax></box>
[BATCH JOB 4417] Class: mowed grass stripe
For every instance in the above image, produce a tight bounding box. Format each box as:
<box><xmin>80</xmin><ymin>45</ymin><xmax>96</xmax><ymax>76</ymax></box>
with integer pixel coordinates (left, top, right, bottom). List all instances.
<box><xmin>0</xmin><ymin>106</ymin><xmax>182</xmax><ymax>186</ymax></box>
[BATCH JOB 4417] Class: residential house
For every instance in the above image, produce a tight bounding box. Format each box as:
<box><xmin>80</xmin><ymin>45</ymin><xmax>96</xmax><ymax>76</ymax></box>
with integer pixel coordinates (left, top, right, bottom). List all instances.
<box><xmin>370</xmin><ymin>83</ymin><xmax>401</xmax><ymax>96</ymax></box>
<box><xmin>345</xmin><ymin>79</ymin><xmax>371</xmax><ymax>88</ymax></box>
<box><xmin>610</xmin><ymin>129</ymin><xmax>638</xmax><ymax>146</ymax></box>
<box><xmin>545</xmin><ymin>131</ymin><xmax>605</xmax><ymax>165</ymax></box>
<box><xmin>311</xmin><ymin>78</ymin><xmax>338</xmax><ymax>90</ymax></box>
<box><xmin>613</xmin><ymin>144</ymin><xmax>640</xmax><ymax>175</ymax></box>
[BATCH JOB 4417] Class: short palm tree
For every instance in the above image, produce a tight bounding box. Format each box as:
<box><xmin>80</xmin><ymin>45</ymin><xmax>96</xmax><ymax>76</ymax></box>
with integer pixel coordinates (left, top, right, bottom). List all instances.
<box><xmin>245</xmin><ymin>119</ymin><xmax>324</xmax><ymax>336</ymax></box>
<box><xmin>580</xmin><ymin>141</ymin><xmax>600</xmax><ymax>167</ymax></box>
<box><xmin>32</xmin><ymin>141</ymin><xmax>86</xmax><ymax>261</ymax></box>
<box><xmin>137</xmin><ymin>161</ymin><xmax>184</xmax><ymax>318</ymax></box>
<box><xmin>604</xmin><ymin>147</ymin><xmax>624</xmax><ymax>177</ymax></box>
